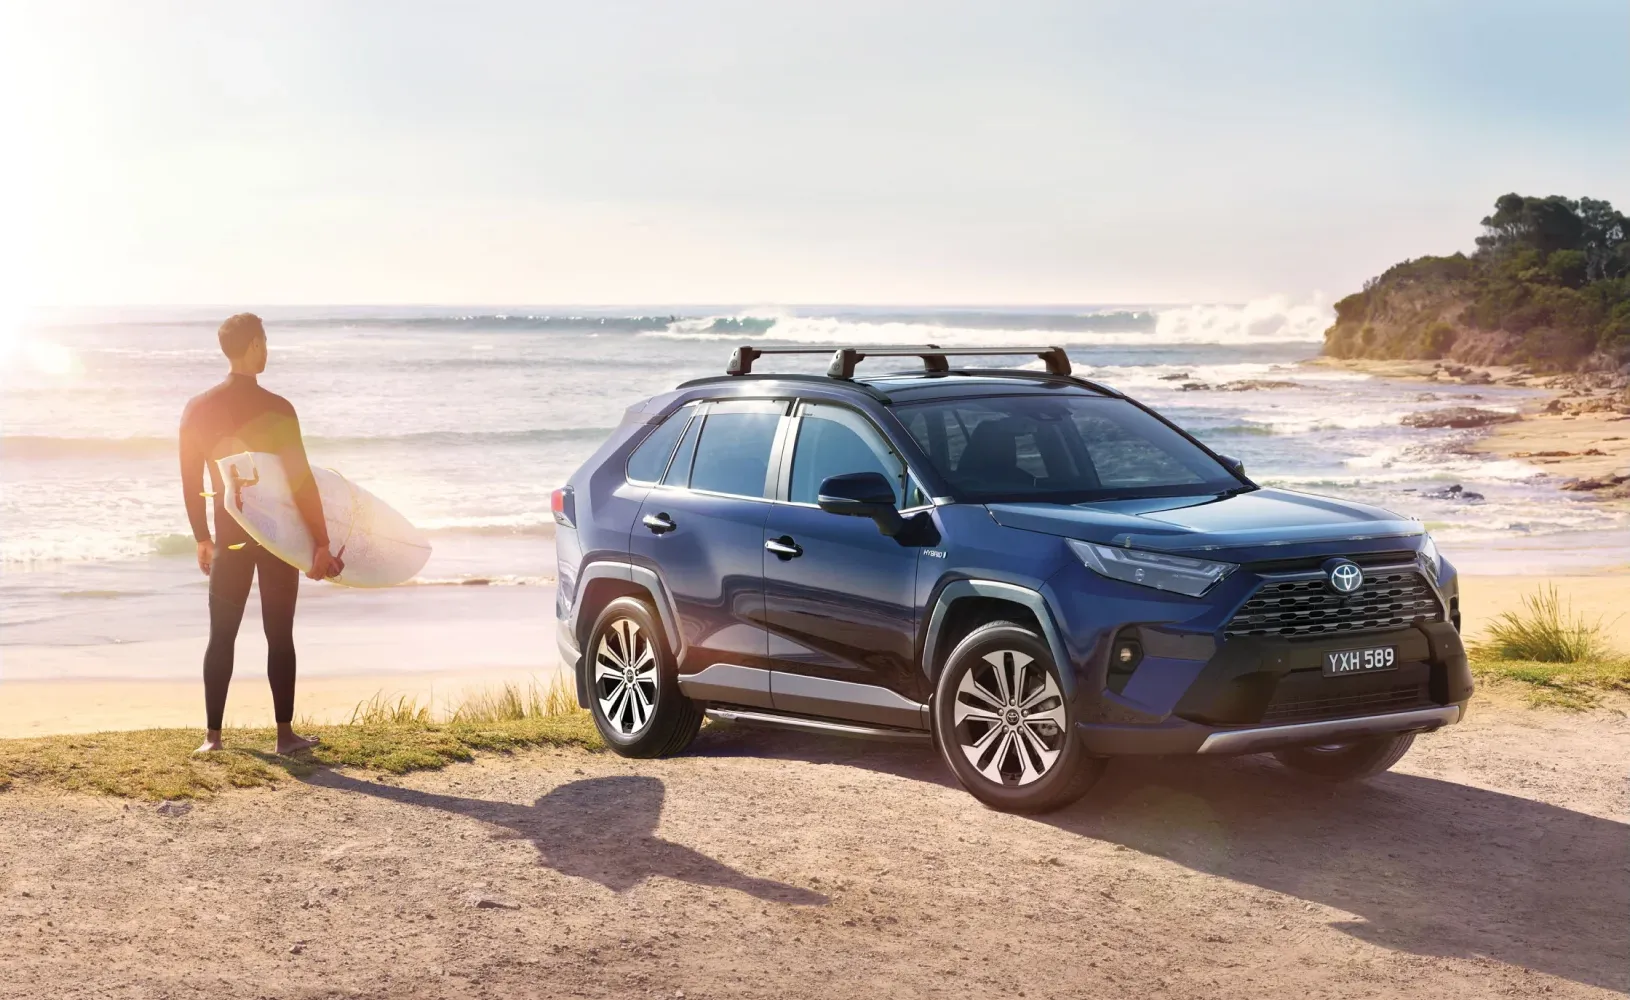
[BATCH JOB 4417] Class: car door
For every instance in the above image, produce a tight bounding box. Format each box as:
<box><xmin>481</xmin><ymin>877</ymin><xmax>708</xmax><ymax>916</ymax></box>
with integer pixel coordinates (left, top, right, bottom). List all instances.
<box><xmin>761</xmin><ymin>400</ymin><xmax>929</xmax><ymax>728</ymax></box>
<box><xmin>631</xmin><ymin>398</ymin><xmax>786</xmax><ymax>704</ymax></box>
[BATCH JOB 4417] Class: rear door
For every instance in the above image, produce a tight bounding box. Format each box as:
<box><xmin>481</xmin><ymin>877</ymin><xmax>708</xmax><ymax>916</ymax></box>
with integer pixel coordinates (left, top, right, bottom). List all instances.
<box><xmin>631</xmin><ymin>398</ymin><xmax>788</xmax><ymax>684</ymax></box>
<box><xmin>761</xmin><ymin>400</ymin><xmax>928</xmax><ymax>727</ymax></box>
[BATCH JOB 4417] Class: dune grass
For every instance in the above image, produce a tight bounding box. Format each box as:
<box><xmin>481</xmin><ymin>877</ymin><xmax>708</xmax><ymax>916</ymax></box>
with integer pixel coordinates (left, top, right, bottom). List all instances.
<box><xmin>1471</xmin><ymin>585</ymin><xmax>1617</xmax><ymax>663</ymax></box>
<box><xmin>0</xmin><ymin>677</ymin><xmax>600</xmax><ymax>802</ymax></box>
<box><xmin>1469</xmin><ymin>585</ymin><xmax>1628</xmax><ymax>709</ymax></box>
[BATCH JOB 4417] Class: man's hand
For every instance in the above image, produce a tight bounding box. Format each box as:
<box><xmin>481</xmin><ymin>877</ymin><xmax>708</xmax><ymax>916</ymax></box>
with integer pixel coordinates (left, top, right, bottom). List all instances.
<box><xmin>308</xmin><ymin>545</ymin><xmax>342</xmax><ymax>581</ymax></box>
<box><xmin>196</xmin><ymin>539</ymin><xmax>214</xmax><ymax>576</ymax></box>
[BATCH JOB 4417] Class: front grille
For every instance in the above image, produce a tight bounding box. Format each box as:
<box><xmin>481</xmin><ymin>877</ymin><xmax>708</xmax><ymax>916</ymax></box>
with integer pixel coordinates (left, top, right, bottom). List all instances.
<box><xmin>1260</xmin><ymin>680</ymin><xmax>1431</xmax><ymax>725</ymax></box>
<box><xmin>1243</xmin><ymin>550</ymin><xmax>1417</xmax><ymax>574</ymax></box>
<box><xmin>1225</xmin><ymin>568</ymin><xmax>1442</xmax><ymax>639</ymax></box>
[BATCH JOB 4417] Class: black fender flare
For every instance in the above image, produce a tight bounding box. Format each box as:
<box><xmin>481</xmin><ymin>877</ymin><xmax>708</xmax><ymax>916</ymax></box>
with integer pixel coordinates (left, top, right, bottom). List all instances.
<box><xmin>920</xmin><ymin>579</ymin><xmax>1077</xmax><ymax>698</ymax></box>
<box><xmin>567</xmin><ymin>560</ymin><xmax>685</xmax><ymax>703</ymax></box>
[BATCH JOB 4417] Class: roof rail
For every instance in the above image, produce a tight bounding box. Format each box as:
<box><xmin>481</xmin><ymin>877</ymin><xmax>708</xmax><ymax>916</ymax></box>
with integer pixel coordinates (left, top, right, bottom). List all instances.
<box><xmin>725</xmin><ymin>344</ymin><xmax>1072</xmax><ymax>379</ymax></box>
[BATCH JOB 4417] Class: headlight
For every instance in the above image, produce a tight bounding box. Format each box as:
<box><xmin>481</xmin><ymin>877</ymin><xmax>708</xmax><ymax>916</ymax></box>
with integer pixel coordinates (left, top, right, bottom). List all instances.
<box><xmin>1419</xmin><ymin>533</ymin><xmax>1442</xmax><ymax>581</ymax></box>
<box><xmin>1067</xmin><ymin>539</ymin><xmax>1236</xmax><ymax>598</ymax></box>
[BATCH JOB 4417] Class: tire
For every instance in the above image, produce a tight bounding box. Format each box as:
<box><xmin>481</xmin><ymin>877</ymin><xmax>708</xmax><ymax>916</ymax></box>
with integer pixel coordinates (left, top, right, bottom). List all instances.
<box><xmin>583</xmin><ymin>597</ymin><xmax>702</xmax><ymax>758</ymax></box>
<box><xmin>1273</xmin><ymin>732</ymin><xmax>1415</xmax><ymax>782</ymax></box>
<box><xmin>932</xmin><ymin>621</ymin><xmax>1105</xmax><ymax>814</ymax></box>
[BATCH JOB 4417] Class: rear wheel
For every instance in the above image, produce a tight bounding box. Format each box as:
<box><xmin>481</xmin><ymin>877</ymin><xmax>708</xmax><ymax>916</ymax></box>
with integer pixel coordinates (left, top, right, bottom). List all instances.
<box><xmin>932</xmin><ymin>621</ymin><xmax>1104</xmax><ymax>814</ymax></box>
<box><xmin>1273</xmin><ymin>732</ymin><xmax>1415</xmax><ymax>782</ymax></box>
<box><xmin>585</xmin><ymin>597</ymin><xmax>702</xmax><ymax>758</ymax></box>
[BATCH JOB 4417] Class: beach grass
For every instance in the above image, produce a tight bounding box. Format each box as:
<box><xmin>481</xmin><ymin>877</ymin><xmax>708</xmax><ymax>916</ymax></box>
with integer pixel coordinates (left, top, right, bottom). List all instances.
<box><xmin>1469</xmin><ymin>655</ymin><xmax>1630</xmax><ymax>710</ymax></box>
<box><xmin>1466</xmin><ymin>584</ymin><xmax>1628</xmax><ymax>709</ymax></box>
<box><xmin>0</xmin><ymin>679</ymin><xmax>601</xmax><ymax>801</ymax></box>
<box><xmin>1470</xmin><ymin>584</ymin><xmax>1618</xmax><ymax>663</ymax></box>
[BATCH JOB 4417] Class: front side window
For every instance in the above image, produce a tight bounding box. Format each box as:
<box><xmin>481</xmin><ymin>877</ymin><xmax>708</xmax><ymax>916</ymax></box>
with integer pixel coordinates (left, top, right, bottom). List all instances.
<box><xmin>899</xmin><ymin>394</ymin><xmax>1242</xmax><ymax>503</ymax></box>
<box><xmin>789</xmin><ymin>404</ymin><xmax>912</xmax><ymax>506</ymax></box>
<box><xmin>688</xmin><ymin>400</ymin><xmax>785</xmax><ymax>498</ymax></box>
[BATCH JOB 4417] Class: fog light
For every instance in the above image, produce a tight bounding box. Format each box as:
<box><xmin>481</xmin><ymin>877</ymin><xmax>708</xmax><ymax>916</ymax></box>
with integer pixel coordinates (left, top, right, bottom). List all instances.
<box><xmin>1107</xmin><ymin>636</ymin><xmax>1143</xmax><ymax>695</ymax></box>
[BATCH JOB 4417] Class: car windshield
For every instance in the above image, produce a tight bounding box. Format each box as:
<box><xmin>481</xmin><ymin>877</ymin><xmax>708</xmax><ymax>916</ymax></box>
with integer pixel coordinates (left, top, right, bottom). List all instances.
<box><xmin>896</xmin><ymin>393</ymin><xmax>1245</xmax><ymax>503</ymax></box>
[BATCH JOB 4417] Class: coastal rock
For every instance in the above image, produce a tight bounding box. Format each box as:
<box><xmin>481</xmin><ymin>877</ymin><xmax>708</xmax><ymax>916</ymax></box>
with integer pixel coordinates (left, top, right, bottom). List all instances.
<box><xmin>1400</xmin><ymin>407</ymin><xmax>1521</xmax><ymax>430</ymax></box>
<box><xmin>1560</xmin><ymin>473</ymin><xmax>1630</xmax><ymax>492</ymax></box>
<box><xmin>1176</xmin><ymin>382</ymin><xmax>1212</xmax><ymax>392</ymax></box>
<box><xmin>1156</xmin><ymin>372</ymin><xmax>1191</xmax><ymax>381</ymax></box>
<box><xmin>1422</xmin><ymin>484</ymin><xmax>1485</xmax><ymax>502</ymax></box>
<box><xmin>1220</xmin><ymin>379</ymin><xmax>1301</xmax><ymax>391</ymax></box>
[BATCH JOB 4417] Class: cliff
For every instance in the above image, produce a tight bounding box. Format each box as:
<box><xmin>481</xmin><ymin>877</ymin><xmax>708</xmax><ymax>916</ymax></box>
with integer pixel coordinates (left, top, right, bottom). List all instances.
<box><xmin>1323</xmin><ymin>194</ymin><xmax>1630</xmax><ymax>372</ymax></box>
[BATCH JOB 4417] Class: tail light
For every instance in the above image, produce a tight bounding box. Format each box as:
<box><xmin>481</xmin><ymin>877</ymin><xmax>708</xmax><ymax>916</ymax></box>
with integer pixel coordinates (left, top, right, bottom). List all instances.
<box><xmin>551</xmin><ymin>487</ymin><xmax>575</xmax><ymax>528</ymax></box>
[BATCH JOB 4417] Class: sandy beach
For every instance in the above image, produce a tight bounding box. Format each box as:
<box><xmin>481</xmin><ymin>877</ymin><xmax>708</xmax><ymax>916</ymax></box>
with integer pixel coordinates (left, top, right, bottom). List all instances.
<box><xmin>3</xmin><ymin>573</ymin><xmax>1626</xmax><ymax>739</ymax></box>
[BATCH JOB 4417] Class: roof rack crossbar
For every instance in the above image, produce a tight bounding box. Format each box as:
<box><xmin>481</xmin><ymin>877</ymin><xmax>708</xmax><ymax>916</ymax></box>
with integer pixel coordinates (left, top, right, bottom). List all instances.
<box><xmin>725</xmin><ymin>344</ymin><xmax>1072</xmax><ymax>379</ymax></box>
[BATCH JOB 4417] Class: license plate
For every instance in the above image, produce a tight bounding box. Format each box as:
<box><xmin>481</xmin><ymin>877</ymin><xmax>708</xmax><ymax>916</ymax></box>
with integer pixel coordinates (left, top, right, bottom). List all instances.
<box><xmin>1322</xmin><ymin>645</ymin><xmax>1397</xmax><ymax>677</ymax></box>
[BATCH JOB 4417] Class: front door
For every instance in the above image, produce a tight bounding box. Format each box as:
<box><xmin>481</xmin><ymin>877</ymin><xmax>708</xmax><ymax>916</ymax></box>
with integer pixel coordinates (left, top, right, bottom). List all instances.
<box><xmin>762</xmin><ymin>401</ymin><xmax>927</xmax><ymax>727</ymax></box>
<box><xmin>631</xmin><ymin>399</ymin><xmax>787</xmax><ymax>681</ymax></box>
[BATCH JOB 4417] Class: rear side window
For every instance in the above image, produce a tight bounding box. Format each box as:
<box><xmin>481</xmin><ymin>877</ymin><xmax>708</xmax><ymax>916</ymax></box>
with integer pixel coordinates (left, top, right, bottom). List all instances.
<box><xmin>688</xmin><ymin>401</ymin><xmax>785</xmax><ymax>498</ymax></box>
<box><xmin>625</xmin><ymin>405</ymin><xmax>694</xmax><ymax>484</ymax></box>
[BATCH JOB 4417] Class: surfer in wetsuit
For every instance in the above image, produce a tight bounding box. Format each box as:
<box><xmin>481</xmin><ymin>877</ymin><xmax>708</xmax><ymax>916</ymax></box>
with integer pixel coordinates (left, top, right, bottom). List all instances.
<box><xmin>179</xmin><ymin>313</ymin><xmax>341</xmax><ymax>756</ymax></box>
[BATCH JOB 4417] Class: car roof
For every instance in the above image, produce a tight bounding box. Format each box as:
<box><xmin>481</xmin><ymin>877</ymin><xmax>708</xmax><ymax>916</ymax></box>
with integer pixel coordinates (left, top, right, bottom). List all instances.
<box><xmin>857</xmin><ymin>371</ymin><xmax>1110</xmax><ymax>402</ymax></box>
<box><xmin>670</xmin><ymin>370</ymin><xmax>1118</xmax><ymax>407</ymax></box>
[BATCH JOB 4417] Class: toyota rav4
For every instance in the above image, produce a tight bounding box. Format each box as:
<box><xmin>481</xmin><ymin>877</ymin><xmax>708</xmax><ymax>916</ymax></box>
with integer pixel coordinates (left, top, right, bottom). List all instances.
<box><xmin>553</xmin><ymin>345</ymin><xmax>1471</xmax><ymax>813</ymax></box>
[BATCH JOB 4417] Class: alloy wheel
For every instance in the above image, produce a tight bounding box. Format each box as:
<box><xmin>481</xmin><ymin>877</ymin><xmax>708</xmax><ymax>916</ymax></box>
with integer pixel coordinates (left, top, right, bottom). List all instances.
<box><xmin>594</xmin><ymin>617</ymin><xmax>658</xmax><ymax>736</ymax></box>
<box><xmin>953</xmin><ymin>649</ymin><xmax>1067</xmax><ymax>786</ymax></box>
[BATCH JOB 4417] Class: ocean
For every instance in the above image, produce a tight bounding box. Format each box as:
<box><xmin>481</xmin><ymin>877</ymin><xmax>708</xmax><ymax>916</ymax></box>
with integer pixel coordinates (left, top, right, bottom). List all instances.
<box><xmin>4</xmin><ymin>303</ymin><xmax>1625</xmax><ymax>680</ymax></box>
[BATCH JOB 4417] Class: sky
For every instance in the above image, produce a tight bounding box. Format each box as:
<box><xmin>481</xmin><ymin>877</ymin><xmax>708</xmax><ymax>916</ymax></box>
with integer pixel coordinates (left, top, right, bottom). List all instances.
<box><xmin>1</xmin><ymin>0</ymin><xmax>1626</xmax><ymax>308</ymax></box>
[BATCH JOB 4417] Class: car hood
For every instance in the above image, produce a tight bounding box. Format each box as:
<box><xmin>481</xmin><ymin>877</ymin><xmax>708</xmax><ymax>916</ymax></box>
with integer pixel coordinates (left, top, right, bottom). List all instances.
<box><xmin>985</xmin><ymin>488</ymin><xmax>1424</xmax><ymax>556</ymax></box>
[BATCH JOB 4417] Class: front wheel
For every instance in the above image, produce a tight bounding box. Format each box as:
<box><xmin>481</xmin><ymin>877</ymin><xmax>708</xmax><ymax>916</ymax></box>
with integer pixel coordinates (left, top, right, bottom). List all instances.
<box><xmin>932</xmin><ymin>621</ymin><xmax>1105</xmax><ymax>814</ymax></box>
<box><xmin>1273</xmin><ymin>732</ymin><xmax>1415</xmax><ymax>782</ymax></box>
<box><xmin>584</xmin><ymin>597</ymin><xmax>702</xmax><ymax>758</ymax></box>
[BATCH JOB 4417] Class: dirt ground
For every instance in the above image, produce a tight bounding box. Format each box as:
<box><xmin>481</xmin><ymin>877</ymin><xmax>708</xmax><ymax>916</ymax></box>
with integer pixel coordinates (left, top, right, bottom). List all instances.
<box><xmin>2</xmin><ymin>701</ymin><xmax>1626</xmax><ymax>999</ymax></box>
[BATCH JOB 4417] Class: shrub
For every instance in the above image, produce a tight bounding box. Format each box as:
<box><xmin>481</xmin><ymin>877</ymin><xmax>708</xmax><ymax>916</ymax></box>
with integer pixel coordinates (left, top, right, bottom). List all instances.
<box><xmin>1472</xmin><ymin>585</ymin><xmax>1616</xmax><ymax>663</ymax></box>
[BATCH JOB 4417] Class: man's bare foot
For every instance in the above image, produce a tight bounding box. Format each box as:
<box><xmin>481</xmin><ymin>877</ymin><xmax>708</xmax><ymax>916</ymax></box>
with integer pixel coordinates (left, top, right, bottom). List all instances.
<box><xmin>193</xmin><ymin>732</ymin><xmax>224</xmax><ymax>755</ymax></box>
<box><xmin>274</xmin><ymin>728</ymin><xmax>321</xmax><ymax>756</ymax></box>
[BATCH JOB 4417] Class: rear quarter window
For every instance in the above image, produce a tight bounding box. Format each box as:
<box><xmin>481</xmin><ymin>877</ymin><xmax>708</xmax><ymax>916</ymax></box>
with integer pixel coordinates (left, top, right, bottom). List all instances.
<box><xmin>625</xmin><ymin>405</ymin><xmax>694</xmax><ymax>484</ymax></box>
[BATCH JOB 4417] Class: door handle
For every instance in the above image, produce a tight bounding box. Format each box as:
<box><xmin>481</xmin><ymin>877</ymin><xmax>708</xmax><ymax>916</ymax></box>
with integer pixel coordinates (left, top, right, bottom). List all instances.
<box><xmin>642</xmin><ymin>513</ymin><xmax>676</xmax><ymax>534</ymax></box>
<box><xmin>765</xmin><ymin>536</ymin><xmax>803</xmax><ymax>559</ymax></box>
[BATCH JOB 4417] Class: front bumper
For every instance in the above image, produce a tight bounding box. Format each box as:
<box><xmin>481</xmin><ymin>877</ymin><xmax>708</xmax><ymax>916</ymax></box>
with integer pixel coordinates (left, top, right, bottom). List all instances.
<box><xmin>1070</xmin><ymin>620</ymin><xmax>1472</xmax><ymax>755</ymax></box>
<box><xmin>1075</xmin><ymin>702</ymin><xmax>1464</xmax><ymax>756</ymax></box>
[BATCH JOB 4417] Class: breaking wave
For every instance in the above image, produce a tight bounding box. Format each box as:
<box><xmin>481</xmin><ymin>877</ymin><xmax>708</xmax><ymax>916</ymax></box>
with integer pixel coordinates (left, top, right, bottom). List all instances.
<box><xmin>3</xmin><ymin>427</ymin><xmax>614</xmax><ymax>460</ymax></box>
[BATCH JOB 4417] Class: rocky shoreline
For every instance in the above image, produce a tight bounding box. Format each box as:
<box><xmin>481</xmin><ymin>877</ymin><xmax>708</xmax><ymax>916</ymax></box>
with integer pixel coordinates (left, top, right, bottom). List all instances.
<box><xmin>1306</xmin><ymin>357</ymin><xmax>1630</xmax><ymax>503</ymax></box>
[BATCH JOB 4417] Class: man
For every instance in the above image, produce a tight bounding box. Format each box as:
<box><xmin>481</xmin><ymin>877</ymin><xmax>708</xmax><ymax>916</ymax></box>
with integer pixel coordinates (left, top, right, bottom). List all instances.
<box><xmin>180</xmin><ymin>313</ymin><xmax>340</xmax><ymax>755</ymax></box>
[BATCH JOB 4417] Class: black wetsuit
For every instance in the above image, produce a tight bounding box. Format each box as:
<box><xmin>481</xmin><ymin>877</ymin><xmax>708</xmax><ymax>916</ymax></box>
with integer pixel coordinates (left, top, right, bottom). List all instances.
<box><xmin>180</xmin><ymin>374</ymin><xmax>328</xmax><ymax>731</ymax></box>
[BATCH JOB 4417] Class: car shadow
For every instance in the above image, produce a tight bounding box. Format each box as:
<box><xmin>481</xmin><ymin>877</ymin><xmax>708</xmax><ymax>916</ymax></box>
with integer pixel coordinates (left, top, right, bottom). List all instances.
<box><xmin>301</xmin><ymin>769</ymin><xmax>828</xmax><ymax>906</ymax></box>
<box><xmin>692</xmin><ymin>724</ymin><xmax>1629</xmax><ymax>992</ymax></box>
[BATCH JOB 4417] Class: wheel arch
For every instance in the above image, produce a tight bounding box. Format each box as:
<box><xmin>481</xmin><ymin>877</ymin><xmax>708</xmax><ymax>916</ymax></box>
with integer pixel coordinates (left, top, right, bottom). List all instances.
<box><xmin>921</xmin><ymin>580</ymin><xmax>1076</xmax><ymax>697</ymax></box>
<box><xmin>569</xmin><ymin>561</ymin><xmax>685</xmax><ymax>707</ymax></box>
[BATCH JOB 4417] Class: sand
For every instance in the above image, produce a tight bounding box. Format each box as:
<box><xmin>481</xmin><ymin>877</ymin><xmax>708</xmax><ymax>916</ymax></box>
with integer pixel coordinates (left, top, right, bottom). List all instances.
<box><xmin>3</xmin><ymin>574</ymin><xmax>1624</xmax><ymax>740</ymax></box>
<box><xmin>1</xmin><ymin>701</ymin><xmax>1625</xmax><ymax>999</ymax></box>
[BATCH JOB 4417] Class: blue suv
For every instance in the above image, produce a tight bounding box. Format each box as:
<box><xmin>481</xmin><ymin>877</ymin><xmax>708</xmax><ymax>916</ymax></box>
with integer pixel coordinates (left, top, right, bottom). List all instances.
<box><xmin>553</xmin><ymin>346</ymin><xmax>1471</xmax><ymax>813</ymax></box>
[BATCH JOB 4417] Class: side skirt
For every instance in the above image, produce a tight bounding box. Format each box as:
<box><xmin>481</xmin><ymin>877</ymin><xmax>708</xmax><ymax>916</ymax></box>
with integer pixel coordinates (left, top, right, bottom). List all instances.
<box><xmin>705</xmin><ymin>707</ymin><xmax>933</xmax><ymax>743</ymax></box>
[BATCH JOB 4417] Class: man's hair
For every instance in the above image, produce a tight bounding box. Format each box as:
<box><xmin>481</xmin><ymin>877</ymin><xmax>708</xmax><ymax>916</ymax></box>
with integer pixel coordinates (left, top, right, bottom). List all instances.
<box><xmin>218</xmin><ymin>313</ymin><xmax>265</xmax><ymax>360</ymax></box>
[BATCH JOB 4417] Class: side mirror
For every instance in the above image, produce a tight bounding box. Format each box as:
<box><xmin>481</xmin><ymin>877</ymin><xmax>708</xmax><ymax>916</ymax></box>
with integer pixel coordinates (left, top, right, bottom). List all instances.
<box><xmin>1218</xmin><ymin>454</ymin><xmax>1246</xmax><ymax>479</ymax></box>
<box><xmin>817</xmin><ymin>471</ymin><xmax>904</xmax><ymax>536</ymax></box>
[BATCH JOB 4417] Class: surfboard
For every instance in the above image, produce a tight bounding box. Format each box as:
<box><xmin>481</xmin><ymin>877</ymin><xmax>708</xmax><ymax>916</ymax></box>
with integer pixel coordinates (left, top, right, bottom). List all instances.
<box><xmin>216</xmin><ymin>451</ymin><xmax>432</xmax><ymax>588</ymax></box>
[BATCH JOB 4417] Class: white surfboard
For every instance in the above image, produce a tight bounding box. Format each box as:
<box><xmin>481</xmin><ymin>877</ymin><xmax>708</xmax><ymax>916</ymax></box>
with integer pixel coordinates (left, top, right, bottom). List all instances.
<box><xmin>216</xmin><ymin>451</ymin><xmax>431</xmax><ymax>588</ymax></box>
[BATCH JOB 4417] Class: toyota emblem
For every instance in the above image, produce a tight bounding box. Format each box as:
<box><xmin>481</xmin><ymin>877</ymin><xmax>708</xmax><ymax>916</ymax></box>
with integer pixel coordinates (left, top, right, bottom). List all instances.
<box><xmin>1323</xmin><ymin>559</ymin><xmax>1364</xmax><ymax>594</ymax></box>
